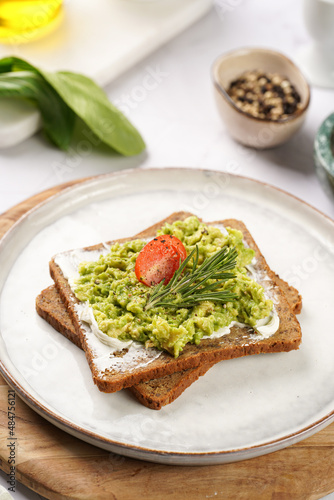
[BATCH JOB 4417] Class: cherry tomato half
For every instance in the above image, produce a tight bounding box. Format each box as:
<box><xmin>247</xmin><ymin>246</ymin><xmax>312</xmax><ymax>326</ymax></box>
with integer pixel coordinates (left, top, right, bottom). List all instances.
<box><xmin>135</xmin><ymin>235</ymin><xmax>187</xmax><ymax>287</ymax></box>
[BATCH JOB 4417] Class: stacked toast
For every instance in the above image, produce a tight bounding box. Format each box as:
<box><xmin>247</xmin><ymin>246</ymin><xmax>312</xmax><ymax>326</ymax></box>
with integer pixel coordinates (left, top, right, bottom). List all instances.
<box><xmin>36</xmin><ymin>212</ymin><xmax>302</xmax><ymax>410</ymax></box>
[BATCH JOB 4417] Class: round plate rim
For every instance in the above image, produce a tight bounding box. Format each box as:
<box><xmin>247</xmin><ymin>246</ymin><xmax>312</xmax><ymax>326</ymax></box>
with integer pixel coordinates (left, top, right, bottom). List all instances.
<box><xmin>1</xmin><ymin>167</ymin><xmax>334</xmax><ymax>465</ymax></box>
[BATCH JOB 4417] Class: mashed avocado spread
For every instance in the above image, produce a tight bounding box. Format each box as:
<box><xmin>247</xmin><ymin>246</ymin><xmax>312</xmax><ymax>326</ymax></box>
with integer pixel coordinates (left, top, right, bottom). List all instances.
<box><xmin>74</xmin><ymin>217</ymin><xmax>273</xmax><ymax>357</ymax></box>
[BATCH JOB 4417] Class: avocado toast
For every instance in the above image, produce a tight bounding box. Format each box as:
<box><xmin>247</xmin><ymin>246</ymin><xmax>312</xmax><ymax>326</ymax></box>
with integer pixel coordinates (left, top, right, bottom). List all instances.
<box><xmin>37</xmin><ymin>273</ymin><xmax>301</xmax><ymax>409</ymax></box>
<box><xmin>42</xmin><ymin>212</ymin><xmax>302</xmax><ymax>400</ymax></box>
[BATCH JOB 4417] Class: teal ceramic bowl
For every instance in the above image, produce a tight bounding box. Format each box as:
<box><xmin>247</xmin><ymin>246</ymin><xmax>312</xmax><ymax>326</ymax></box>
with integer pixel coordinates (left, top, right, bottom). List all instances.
<box><xmin>314</xmin><ymin>113</ymin><xmax>334</xmax><ymax>197</ymax></box>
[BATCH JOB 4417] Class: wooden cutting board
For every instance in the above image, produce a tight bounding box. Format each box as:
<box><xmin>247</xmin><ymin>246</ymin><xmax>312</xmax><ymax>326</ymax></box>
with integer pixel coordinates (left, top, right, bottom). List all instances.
<box><xmin>0</xmin><ymin>178</ymin><xmax>334</xmax><ymax>500</ymax></box>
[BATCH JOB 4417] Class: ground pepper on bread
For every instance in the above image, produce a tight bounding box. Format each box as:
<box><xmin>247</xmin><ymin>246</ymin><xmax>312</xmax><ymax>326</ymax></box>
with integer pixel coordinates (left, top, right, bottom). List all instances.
<box><xmin>74</xmin><ymin>216</ymin><xmax>273</xmax><ymax>357</ymax></box>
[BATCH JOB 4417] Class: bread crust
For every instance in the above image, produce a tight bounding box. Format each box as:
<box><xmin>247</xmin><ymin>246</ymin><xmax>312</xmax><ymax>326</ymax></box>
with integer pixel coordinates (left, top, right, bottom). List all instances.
<box><xmin>36</xmin><ymin>285</ymin><xmax>213</xmax><ymax>409</ymax></box>
<box><xmin>36</xmin><ymin>275</ymin><xmax>301</xmax><ymax>410</ymax></box>
<box><xmin>48</xmin><ymin>212</ymin><xmax>302</xmax><ymax>394</ymax></box>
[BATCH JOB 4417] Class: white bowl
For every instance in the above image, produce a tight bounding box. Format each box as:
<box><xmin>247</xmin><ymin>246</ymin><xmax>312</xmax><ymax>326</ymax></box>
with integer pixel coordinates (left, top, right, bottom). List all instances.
<box><xmin>212</xmin><ymin>48</ymin><xmax>311</xmax><ymax>149</ymax></box>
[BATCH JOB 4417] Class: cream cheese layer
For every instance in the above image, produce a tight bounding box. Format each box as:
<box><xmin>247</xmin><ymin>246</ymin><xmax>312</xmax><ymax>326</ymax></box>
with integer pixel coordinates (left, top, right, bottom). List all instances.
<box><xmin>54</xmin><ymin>227</ymin><xmax>280</xmax><ymax>363</ymax></box>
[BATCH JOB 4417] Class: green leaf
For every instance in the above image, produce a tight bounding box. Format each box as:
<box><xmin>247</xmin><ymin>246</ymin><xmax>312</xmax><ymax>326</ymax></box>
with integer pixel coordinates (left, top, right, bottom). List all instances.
<box><xmin>0</xmin><ymin>57</ymin><xmax>17</xmax><ymax>74</ymax></box>
<box><xmin>0</xmin><ymin>56</ymin><xmax>40</xmax><ymax>74</ymax></box>
<box><xmin>0</xmin><ymin>70</ymin><xmax>75</xmax><ymax>149</ymax></box>
<box><xmin>41</xmin><ymin>70</ymin><xmax>145</xmax><ymax>156</ymax></box>
<box><xmin>0</xmin><ymin>56</ymin><xmax>146</xmax><ymax>155</ymax></box>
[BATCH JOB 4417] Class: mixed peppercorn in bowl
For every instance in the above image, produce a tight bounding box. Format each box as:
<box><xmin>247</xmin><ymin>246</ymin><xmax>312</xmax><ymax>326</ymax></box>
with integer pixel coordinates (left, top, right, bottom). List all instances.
<box><xmin>212</xmin><ymin>47</ymin><xmax>310</xmax><ymax>149</ymax></box>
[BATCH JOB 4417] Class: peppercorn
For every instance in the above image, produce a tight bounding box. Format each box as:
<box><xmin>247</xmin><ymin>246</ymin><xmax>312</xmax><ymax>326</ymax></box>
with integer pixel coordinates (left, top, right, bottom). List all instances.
<box><xmin>227</xmin><ymin>70</ymin><xmax>302</xmax><ymax>121</ymax></box>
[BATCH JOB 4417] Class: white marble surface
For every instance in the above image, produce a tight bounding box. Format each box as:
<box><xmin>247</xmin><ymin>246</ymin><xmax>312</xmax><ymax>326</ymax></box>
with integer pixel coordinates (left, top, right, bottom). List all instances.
<box><xmin>0</xmin><ymin>0</ymin><xmax>334</xmax><ymax>498</ymax></box>
<box><xmin>0</xmin><ymin>0</ymin><xmax>212</xmax><ymax>147</ymax></box>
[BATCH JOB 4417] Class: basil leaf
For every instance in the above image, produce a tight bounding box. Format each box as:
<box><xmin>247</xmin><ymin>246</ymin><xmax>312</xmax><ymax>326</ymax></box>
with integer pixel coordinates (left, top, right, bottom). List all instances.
<box><xmin>0</xmin><ymin>56</ymin><xmax>145</xmax><ymax>155</ymax></box>
<box><xmin>0</xmin><ymin>70</ymin><xmax>75</xmax><ymax>150</ymax></box>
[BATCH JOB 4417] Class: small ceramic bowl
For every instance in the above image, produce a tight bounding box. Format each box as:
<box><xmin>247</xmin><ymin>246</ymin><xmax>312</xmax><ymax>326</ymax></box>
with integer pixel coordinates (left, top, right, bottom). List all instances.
<box><xmin>314</xmin><ymin>113</ymin><xmax>334</xmax><ymax>197</ymax></box>
<box><xmin>212</xmin><ymin>47</ymin><xmax>311</xmax><ymax>149</ymax></box>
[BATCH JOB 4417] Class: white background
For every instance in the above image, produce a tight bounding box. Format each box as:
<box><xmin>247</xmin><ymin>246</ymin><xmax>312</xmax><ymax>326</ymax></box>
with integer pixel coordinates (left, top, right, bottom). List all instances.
<box><xmin>1</xmin><ymin>0</ymin><xmax>334</xmax><ymax>498</ymax></box>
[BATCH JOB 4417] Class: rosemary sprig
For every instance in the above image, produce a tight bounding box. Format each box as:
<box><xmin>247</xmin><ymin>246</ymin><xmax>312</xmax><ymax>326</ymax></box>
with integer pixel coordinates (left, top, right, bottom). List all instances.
<box><xmin>145</xmin><ymin>245</ymin><xmax>238</xmax><ymax>310</ymax></box>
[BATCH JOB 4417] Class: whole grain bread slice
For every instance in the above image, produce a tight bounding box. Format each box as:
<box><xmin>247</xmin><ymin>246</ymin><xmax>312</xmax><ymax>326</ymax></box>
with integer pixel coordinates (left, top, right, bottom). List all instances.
<box><xmin>36</xmin><ymin>270</ymin><xmax>301</xmax><ymax>409</ymax></box>
<box><xmin>36</xmin><ymin>285</ymin><xmax>214</xmax><ymax>409</ymax></box>
<box><xmin>49</xmin><ymin>212</ymin><xmax>302</xmax><ymax>394</ymax></box>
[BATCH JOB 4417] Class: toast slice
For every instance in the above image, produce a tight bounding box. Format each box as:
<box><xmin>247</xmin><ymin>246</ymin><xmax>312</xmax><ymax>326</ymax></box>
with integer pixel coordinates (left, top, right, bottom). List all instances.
<box><xmin>48</xmin><ymin>213</ymin><xmax>302</xmax><ymax>394</ymax></box>
<box><xmin>37</xmin><ymin>271</ymin><xmax>302</xmax><ymax>409</ymax></box>
<box><xmin>37</xmin><ymin>285</ymin><xmax>213</xmax><ymax>409</ymax></box>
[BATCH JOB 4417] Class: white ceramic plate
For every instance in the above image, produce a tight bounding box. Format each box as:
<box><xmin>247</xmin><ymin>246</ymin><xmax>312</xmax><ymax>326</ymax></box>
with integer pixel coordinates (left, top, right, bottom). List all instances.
<box><xmin>1</xmin><ymin>168</ymin><xmax>334</xmax><ymax>465</ymax></box>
